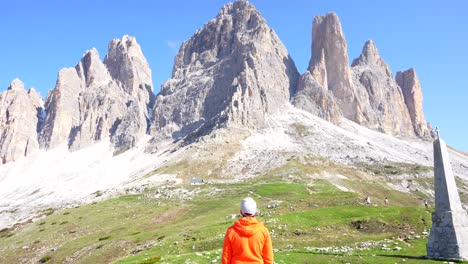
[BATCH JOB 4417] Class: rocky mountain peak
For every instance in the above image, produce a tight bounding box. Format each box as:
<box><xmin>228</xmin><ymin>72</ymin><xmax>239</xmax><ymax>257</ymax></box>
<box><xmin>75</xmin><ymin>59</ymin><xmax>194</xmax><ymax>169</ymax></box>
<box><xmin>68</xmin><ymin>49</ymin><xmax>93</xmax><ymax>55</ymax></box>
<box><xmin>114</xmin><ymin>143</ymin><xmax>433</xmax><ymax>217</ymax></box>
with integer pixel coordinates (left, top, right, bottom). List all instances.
<box><xmin>7</xmin><ymin>79</ymin><xmax>25</xmax><ymax>91</ymax></box>
<box><xmin>310</xmin><ymin>12</ymin><xmax>344</xmax><ymax>70</ymax></box>
<box><xmin>220</xmin><ymin>0</ymin><xmax>252</xmax><ymax>15</ymax></box>
<box><xmin>350</xmin><ymin>39</ymin><xmax>414</xmax><ymax>136</ymax></box>
<box><xmin>0</xmin><ymin>79</ymin><xmax>43</xmax><ymax>163</ymax></box>
<box><xmin>75</xmin><ymin>48</ymin><xmax>110</xmax><ymax>87</ymax></box>
<box><xmin>352</xmin><ymin>40</ymin><xmax>380</xmax><ymax>66</ymax></box>
<box><xmin>39</xmin><ymin>35</ymin><xmax>153</xmax><ymax>153</ymax></box>
<box><xmin>352</xmin><ymin>40</ymin><xmax>392</xmax><ymax>77</ymax></box>
<box><xmin>396</xmin><ymin>68</ymin><xmax>430</xmax><ymax>138</ymax></box>
<box><xmin>308</xmin><ymin>12</ymin><xmax>362</xmax><ymax>122</ymax></box>
<box><xmin>397</xmin><ymin>68</ymin><xmax>417</xmax><ymax>82</ymax></box>
<box><xmin>104</xmin><ymin>35</ymin><xmax>152</xmax><ymax>96</ymax></box>
<box><xmin>173</xmin><ymin>0</ymin><xmax>269</xmax><ymax>72</ymax></box>
<box><xmin>151</xmin><ymin>0</ymin><xmax>298</xmax><ymax>141</ymax></box>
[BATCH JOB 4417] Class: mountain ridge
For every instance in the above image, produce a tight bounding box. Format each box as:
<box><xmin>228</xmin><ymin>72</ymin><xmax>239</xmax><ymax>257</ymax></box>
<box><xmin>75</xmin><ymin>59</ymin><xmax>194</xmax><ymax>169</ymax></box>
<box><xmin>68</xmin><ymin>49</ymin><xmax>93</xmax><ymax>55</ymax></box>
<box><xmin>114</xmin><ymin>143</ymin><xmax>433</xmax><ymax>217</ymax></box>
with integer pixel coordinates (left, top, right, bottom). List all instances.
<box><xmin>0</xmin><ymin>3</ymin><xmax>432</xmax><ymax>164</ymax></box>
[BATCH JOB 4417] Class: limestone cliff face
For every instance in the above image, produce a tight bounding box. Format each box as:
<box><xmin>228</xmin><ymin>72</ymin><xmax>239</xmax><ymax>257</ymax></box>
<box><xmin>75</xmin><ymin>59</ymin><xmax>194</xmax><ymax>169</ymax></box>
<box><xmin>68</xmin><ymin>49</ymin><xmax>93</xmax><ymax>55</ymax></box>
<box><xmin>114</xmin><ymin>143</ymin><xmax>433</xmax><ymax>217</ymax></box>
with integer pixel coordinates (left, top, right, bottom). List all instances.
<box><xmin>68</xmin><ymin>48</ymin><xmax>126</xmax><ymax>150</ymax></box>
<box><xmin>150</xmin><ymin>0</ymin><xmax>299</xmax><ymax>140</ymax></box>
<box><xmin>310</xmin><ymin>13</ymin><xmax>362</xmax><ymax>122</ymax></box>
<box><xmin>293</xmin><ymin>50</ymin><xmax>342</xmax><ymax>123</ymax></box>
<box><xmin>104</xmin><ymin>35</ymin><xmax>152</xmax><ymax>98</ymax></box>
<box><xmin>297</xmin><ymin>12</ymin><xmax>422</xmax><ymax>138</ymax></box>
<box><xmin>39</xmin><ymin>67</ymin><xmax>84</xmax><ymax>149</ymax></box>
<box><xmin>40</xmin><ymin>36</ymin><xmax>153</xmax><ymax>152</ymax></box>
<box><xmin>351</xmin><ymin>40</ymin><xmax>414</xmax><ymax>136</ymax></box>
<box><xmin>396</xmin><ymin>68</ymin><xmax>431</xmax><ymax>138</ymax></box>
<box><xmin>104</xmin><ymin>35</ymin><xmax>155</xmax><ymax>151</ymax></box>
<box><xmin>0</xmin><ymin>79</ymin><xmax>43</xmax><ymax>163</ymax></box>
<box><xmin>0</xmin><ymin>3</ymin><xmax>435</xmax><ymax>165</ymax></box>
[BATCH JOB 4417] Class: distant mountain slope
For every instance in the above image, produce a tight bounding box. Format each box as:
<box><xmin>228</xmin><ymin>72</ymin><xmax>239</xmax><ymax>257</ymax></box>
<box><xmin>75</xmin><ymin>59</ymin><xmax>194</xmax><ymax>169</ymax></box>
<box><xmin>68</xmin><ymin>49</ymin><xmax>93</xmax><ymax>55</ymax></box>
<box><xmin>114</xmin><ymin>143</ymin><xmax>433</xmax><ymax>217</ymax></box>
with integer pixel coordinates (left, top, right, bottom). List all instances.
<box><xmin>1</xmin><ymin>104</ymin><xmax>467</xmax><ymax>229</ymax></box>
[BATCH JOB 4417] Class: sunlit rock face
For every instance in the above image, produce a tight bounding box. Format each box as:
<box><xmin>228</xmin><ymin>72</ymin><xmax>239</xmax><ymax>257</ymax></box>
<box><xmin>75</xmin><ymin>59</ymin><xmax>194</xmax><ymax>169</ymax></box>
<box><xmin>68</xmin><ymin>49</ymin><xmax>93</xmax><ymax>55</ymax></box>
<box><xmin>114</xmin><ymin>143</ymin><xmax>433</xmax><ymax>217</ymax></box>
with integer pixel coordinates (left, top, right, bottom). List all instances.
<box><xmin>351</xmin><ymin>40</ymin><xmax>414</xmax><ymax>136</ymax></box>
<box><xmin>150</xmin><ymin>0</ymin><xmax>299</xmax><ymax>141</ymax></box>
<box><xmin>396</xmin><ymin>68</ymin><xmax>431</xmax><ymax>139</ymax></box>
<box><xmin>0</xmin><ymin>79</ymin><xmax>43</xmax><ymax>163</ymax></box>
<box><xmin>40</xmin><ymin>36</ymin><xmax>153</xmax><ymax>153</ymax></box>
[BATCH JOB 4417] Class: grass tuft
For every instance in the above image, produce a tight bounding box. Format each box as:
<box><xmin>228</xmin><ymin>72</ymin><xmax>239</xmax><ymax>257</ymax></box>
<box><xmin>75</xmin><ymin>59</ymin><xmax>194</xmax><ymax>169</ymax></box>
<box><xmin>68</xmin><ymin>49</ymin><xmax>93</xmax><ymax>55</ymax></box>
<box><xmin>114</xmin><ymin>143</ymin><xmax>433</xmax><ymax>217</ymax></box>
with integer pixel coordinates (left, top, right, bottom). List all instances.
<box><xmin>137</xmin><ymin>256</ymin><xmax>161</xmax><ymax>264</ymax></box>
<box><xmin>39</xmin><ymin>255</ymin><xmax>51</xmax><ymax>263</ymax></box>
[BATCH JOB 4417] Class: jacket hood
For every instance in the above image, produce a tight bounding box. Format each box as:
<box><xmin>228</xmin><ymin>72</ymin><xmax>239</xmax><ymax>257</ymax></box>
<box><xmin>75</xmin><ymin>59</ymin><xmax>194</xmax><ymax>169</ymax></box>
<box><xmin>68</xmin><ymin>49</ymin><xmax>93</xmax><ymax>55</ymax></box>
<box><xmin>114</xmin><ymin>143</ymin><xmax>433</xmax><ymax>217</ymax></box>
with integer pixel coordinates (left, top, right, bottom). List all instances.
<box><xmin>233</xmin><ymin>217</ymin><xmax>264</xmax><ymax>237</ymax></box>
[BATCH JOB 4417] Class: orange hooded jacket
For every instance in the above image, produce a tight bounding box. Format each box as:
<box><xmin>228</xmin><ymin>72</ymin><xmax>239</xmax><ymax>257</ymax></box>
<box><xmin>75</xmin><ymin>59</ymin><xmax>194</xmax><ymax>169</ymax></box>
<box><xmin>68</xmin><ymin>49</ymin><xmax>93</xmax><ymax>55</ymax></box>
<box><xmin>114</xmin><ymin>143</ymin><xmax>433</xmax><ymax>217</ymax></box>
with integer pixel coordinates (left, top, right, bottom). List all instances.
<box><xmin>222</xmin><ymin>216</ymin><xmax>273</xmax><ymax>264</ymax></box>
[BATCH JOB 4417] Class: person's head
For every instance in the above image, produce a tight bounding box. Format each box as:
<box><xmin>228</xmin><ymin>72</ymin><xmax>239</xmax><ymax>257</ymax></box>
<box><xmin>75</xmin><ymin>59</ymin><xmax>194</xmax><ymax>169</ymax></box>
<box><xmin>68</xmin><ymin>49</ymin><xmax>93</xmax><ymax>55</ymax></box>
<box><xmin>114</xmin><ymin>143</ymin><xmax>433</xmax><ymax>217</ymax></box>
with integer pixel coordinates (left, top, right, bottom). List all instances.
<box><xmin>240</xmin><ymin>197</ymin><xmax>257</xmax><ymax>217</ymax></box>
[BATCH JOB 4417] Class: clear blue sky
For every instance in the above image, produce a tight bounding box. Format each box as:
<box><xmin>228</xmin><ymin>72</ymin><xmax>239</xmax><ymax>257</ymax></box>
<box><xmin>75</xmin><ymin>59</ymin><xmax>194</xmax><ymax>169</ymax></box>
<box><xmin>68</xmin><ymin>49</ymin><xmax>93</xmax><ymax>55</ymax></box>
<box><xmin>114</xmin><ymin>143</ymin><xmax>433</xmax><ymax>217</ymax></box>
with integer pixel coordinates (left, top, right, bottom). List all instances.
<box><xmin>1</xmin><ymin>0</ymin><xmax>467</xmax><ymax>151</ymax></box>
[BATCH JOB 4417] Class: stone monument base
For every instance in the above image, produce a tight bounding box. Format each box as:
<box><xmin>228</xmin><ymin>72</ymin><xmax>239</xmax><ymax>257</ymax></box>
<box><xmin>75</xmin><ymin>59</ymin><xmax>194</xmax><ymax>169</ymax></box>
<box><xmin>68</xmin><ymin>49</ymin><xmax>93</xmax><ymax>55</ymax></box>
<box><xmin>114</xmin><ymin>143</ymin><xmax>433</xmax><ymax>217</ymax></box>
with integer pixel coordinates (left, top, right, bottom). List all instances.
<box><xmin>427</xmin><ymin>210</ymin><xmax>468</xmax><ymax>260</ymax></box>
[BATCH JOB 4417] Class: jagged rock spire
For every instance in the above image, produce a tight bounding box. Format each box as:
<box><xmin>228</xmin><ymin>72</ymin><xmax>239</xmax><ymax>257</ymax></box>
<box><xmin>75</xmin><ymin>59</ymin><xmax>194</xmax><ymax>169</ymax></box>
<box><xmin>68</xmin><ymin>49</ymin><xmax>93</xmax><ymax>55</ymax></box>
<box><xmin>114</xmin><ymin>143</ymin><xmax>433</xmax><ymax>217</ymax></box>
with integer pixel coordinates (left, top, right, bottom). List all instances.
<box><xmin>351</xmin><ymin>39</ymin><xmax>414</xmax><ymax>136</ymax></box>
<box><xmin>104</xmin><ymin>35</ymin><xmax>153</xmax><ymax>96</ymax></box>
<box><xmin>40</xmin><ymin>36</ymin><xmax>153</xmax><ymax>153</ymax></box>
<box><xmin>0</xmin><ymin>79</ymin><xmax>43</xmax><ymax>163</ymax></box>
<box><xmin>352</xmin><ymin>40</ymin><xmax>379</xmax><ymax>65</ymax></box>
<box><xmin>351</xmin><ymin>40</ymin><xmax>392</xmax><ymax>77</ymax></box>
<box><xmin>76</xmin><ymin>48</ymin><xmax>110</xmax><ymax>87</ymax></box>
<box><xmin>7</xmin><ymin>79</ymin><xmax>25</xmax><ymax>91</ymax></box>
<box><xmin>293</xmin><ymin>47</ymin><xmax>342</xmax><ymax>123</ymax></box>
<box><xmin>396</xmin><ymin>68</ymin><xmax>431</xmax><ymax>138</ymax></box>
<box><xmin>310</xmin><ymin>12</ymin><xmax>362</xmax><ymax>123</ymax></box>
<box><xmin>39</xmin><ymin>68</ymin><xmax>84</xmax><ymax>149</ymax></box>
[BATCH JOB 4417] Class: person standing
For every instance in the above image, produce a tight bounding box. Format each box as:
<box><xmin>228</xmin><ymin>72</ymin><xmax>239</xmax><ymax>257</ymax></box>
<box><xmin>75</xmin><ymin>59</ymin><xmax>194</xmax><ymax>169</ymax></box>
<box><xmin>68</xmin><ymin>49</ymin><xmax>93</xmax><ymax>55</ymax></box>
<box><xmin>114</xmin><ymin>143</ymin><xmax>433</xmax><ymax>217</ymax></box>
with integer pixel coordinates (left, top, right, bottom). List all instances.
<box><xmin>366</xmin><ymin>195</ymin><xmax>371</xmax><ymax>206</ymax></box>
<box><xmin>222</xmin><ymin>197</ymin><xmax>273</xmax><ymax>264</ymax></box>
<box><xmin>384</xmin><ymin>197</ymin><xmax>389</xmax><ymax>206</ymax></box>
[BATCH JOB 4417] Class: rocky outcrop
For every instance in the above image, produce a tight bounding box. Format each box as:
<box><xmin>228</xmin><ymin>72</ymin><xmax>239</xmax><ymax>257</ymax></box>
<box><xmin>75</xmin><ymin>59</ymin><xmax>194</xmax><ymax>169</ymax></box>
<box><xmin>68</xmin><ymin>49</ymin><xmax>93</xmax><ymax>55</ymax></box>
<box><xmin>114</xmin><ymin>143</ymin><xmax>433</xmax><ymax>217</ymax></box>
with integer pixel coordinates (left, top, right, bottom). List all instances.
<box><xmin>310</xmin><ymin>13</ymin><xmax>363</xmax><ymax>122</ymax></box>
<box><xmin>39</xmin><ymin>68</ymin><xmax>83</xmax><ymax>149</ymax></box>
<box><xmin>295</xmin><ymin>12</ymin><xmax>424</xmax><ymax>138</ymax></box>
<box><xmin>105</xmin><ymin>35</ymin><xmax>155</xmax><ymax>150</ymax></box>
<box><xmin>104</xmin><ymin>35</ymin><xmax>153</xmax><ymax>98</ymax></box>
<box><xmin>150</xmin><ymin>0</ymin><xmax>299</xmax><ymax>140</ymax></box>
<box><xmin>293</xmin><ymin>49</ymin><xmax>342</xmax><ymax>123</ymax></box>
<box><xmin>68</xmin><ymin>49</ymin><xmax>125</xmax><ymax>150</ymax></box>
<box><xmin>0</xmin><ymin>79</ymin><xmax>43</xmax><ymax>163</ymax></box>
<box><xmin>40</xmin><ymin>36</ymin><xmax>153</xmax><ymax>153</ymax></box>
<box><xmin>396</xmin><ymin>68</ymin><xmax>431</xmax><ymax>138</ymax></box>
<box><xmin>351</xmin><ymin>40</ymin><xmax>414</xmax><ymax>136</ymax></box>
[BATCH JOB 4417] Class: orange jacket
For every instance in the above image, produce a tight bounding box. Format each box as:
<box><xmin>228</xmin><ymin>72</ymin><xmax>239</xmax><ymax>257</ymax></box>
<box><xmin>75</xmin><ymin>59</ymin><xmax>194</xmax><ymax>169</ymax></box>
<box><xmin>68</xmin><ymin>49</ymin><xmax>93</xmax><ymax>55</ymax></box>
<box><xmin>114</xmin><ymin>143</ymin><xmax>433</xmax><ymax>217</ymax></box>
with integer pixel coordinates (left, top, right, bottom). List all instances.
<box><xmin>222</xmin><ymin>216</ymin><xmax>273</xmax><ymax>264</ymax></box>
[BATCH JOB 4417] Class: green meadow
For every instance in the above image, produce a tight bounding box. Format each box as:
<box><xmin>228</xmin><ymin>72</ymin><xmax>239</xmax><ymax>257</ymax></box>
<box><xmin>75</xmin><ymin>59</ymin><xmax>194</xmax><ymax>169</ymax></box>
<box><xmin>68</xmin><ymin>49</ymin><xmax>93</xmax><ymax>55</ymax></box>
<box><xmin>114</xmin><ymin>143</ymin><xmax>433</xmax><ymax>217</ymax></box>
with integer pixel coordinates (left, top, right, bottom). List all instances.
<box><xmin>0</xmin><ymin>160</ymin><xmax>456</xmax><ymax>263</ymax></box>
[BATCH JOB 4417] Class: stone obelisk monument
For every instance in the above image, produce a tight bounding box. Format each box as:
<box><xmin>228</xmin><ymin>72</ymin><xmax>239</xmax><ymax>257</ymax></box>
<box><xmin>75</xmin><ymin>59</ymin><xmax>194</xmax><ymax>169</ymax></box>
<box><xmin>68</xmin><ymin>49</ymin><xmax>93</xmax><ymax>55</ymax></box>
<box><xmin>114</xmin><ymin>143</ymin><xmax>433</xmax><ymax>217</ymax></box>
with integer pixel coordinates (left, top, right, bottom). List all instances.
<box><xmin>427</xmin><ymin>129</ymin><xmax>468</xmax><ymax>260</ymax></box>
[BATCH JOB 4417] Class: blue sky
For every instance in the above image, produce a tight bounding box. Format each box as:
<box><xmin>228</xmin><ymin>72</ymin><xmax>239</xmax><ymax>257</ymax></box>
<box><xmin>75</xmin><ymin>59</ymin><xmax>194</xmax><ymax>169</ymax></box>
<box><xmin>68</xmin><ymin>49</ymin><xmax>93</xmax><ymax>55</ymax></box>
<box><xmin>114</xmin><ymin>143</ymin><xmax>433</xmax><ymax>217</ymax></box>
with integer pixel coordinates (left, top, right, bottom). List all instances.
<box><xmin>1</xmin><ymin>0</ymin><xmax>467</xmax><ymax>151</ymax></box>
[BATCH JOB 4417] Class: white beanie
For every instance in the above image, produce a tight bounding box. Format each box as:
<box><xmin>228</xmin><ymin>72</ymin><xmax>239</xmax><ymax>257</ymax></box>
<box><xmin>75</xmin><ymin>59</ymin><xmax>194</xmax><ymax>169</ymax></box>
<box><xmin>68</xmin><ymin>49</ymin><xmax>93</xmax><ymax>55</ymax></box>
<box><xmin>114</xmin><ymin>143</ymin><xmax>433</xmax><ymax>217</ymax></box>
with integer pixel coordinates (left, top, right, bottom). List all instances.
<box><xmin>240</xmin><ymin>197</ymin><xmax>257</xmax><ymax>216</ymax></box>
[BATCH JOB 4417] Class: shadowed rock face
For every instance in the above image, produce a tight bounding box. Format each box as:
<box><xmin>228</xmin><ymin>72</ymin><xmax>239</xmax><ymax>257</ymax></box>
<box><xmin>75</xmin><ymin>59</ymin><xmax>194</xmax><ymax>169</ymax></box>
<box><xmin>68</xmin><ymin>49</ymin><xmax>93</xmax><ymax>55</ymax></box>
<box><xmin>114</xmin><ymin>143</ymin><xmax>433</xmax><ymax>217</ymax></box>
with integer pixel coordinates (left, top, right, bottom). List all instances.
<box><xmin>39</xmin><ymin>36</ymin><xmax>153</xmax><ymax>153</ymax></box>
<box><xmin>396</xmin><ymin>68</ymin><xmax>431</xmax><ymax>138</ymax></box>
<box><xmin>351</xmin><ymin>40</ymin><xmax>414</xmax><ymax>136</ymax></box>
<box><xmin>293</xmin><ymin>49</ymin><xmax>342</xmax><ymax>123</ymax></box>
<box><xmin>150</xmin><ymin>0</ymin><xmax>299</xmax><ymax>140</ymax></box>
<box><xmin>0</xmin><ymin>79</ymin><xmax>43</xmax><ymax>163</ymax></box>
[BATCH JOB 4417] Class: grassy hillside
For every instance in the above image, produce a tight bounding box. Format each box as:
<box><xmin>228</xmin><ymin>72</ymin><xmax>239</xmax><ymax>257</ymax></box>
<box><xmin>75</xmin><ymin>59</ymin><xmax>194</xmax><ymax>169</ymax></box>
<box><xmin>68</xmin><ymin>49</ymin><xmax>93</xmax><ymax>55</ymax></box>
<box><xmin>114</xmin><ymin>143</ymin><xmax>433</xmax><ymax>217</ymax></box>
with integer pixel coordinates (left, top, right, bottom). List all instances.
<box><xmin>0</xmin><ymin>160</ymin><xmax>448</xmax><ymax>264</ymax></box>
